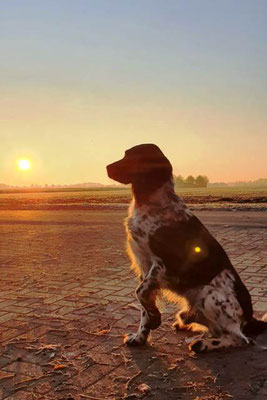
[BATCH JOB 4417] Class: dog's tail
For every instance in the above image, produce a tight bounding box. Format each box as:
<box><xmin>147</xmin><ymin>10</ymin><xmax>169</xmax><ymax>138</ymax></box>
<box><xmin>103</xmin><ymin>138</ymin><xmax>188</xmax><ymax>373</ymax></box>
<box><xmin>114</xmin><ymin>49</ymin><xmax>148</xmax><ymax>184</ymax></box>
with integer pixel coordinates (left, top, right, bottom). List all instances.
<box><xmin>243</xmin><ymin>313</ymin><xmax>267</xmax><ymax>336</ymax></box>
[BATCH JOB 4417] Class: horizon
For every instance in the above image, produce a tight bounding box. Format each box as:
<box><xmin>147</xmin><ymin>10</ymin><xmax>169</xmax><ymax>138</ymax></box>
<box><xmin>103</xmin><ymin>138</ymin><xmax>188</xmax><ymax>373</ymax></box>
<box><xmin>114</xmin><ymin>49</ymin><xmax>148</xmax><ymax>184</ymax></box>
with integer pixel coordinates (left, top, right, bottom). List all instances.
<box><xmin>1</xmin><ymin>176</ymin><xmax>267</xmax><ymax>188</ymax></box>
<box><xmin>1</xmin><ymin>1</ymin><xmax>267</xmax><ymax>186</ymax></box>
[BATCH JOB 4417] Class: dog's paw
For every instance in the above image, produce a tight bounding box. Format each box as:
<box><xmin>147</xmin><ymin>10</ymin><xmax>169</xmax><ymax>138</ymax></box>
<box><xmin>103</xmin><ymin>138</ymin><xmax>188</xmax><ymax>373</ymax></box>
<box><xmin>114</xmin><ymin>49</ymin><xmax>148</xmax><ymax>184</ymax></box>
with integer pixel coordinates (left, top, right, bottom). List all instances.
<box><xmin>148</xmin><ymin>311</ymin><xmax>161</xmax><ymax>330</ymax></box>
<box><xmin>124</xmin><ymin>333</ymin><xmax>147</xmax><ymax>346</ymax></box>
<box><xmin>173</xmin><ymin>321</ymin><xmax>198</xmax><ymax>332</ymax></box>
<box><xmin>172</xmin><ymin>321</ymin><xmax>183</xmax><ymax>331</ymax></box>
<box><xmin>188</xmin><ymin>339</ymin><xmax>207</xmax><ymax>353</ymax></box>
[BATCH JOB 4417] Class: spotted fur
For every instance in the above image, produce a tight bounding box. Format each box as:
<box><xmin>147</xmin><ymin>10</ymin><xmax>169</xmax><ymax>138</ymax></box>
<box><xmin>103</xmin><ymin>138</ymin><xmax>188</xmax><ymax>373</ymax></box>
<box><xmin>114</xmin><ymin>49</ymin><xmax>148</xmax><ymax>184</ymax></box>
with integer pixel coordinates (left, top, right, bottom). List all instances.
<box><xmin>106</xmin><ymin>144</ymin><xmax>267</xmax><ymax>352</ymax></box>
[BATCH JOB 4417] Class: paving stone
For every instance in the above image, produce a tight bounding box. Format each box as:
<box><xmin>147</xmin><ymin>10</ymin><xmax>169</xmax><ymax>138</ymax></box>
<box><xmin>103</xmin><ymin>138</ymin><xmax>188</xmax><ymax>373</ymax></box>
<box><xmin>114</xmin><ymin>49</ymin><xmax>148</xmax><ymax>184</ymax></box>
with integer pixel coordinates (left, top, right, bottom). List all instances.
<box><xmin>3</xmin><ymin>360</ymin><xmax>43</xmax><ymax>377</ymax></box>
<box><xmin>0</xmin><ymin>355</ymin><xmax>13</xmax><ymax>368</ymax></box>
<box><xmin>253</xmin><ymin>302</ymin><xmax>267</xmax><ymax>312</ymax></box>
<box><xmin>4</xmin><ymin>390</ymin><xmax>34</xmax><ymax>400</ymax></box>
<box><xmin>0</xmin><ymin>313</ymin><xmax>19</xmax><ymax>324</ymax></box>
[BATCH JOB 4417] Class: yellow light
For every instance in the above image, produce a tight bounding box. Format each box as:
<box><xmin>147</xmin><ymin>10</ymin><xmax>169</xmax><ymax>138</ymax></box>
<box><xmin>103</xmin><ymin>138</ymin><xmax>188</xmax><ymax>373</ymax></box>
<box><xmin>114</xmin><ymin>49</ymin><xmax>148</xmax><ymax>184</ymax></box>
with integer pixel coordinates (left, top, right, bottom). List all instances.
<box><xmin>194</xmin><ymin>246</ymin><xmax>201</xmax><ymax>253</ymax></box>
<box><xmin>18</xmin><ymin>159</ymin><xmax>31</xmax><ymax>170</ymax></box>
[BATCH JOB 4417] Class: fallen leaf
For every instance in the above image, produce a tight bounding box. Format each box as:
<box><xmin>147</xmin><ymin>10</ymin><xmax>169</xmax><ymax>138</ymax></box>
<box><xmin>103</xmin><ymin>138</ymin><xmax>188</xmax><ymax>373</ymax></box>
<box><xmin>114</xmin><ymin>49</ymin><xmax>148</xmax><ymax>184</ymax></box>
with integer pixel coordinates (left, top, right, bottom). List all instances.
<box><xmin>53</xmin><ymin>364</ymin><xmax>67</xmax><ymax>371</ymax></box>
<box><xmin>138</xmin><ymin>383</ymin><xmax>151</xmax><ymax>394</ymax></box>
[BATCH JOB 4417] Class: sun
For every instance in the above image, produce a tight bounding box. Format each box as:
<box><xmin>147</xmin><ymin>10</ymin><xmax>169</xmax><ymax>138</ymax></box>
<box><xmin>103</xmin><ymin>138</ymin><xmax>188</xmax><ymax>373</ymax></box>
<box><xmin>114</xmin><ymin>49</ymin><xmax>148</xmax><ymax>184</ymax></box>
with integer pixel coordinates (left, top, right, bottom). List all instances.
<box><xmin>18</xmin><ymin>159</ymin><xmax>31</xmax><ymax>170</ymax></box>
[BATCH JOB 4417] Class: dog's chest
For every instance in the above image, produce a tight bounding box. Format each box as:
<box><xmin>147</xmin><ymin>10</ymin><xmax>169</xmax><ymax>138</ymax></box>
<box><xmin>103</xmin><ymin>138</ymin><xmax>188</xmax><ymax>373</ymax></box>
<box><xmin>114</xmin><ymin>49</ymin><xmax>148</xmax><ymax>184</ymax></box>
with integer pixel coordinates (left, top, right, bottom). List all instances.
<box><xmin>126</xmin><ymin>209</ymin><xmax>160</xmax><ymax>274</ymax></box>
<box><xmin>125</xmin><ymin>200</ymin><xmax>191</xmax><ymax>276</ymax></box>
<box><xmin>127</xmin><ymin>212</ymin><xmax>156</xmax><ymax>243</ymax></box>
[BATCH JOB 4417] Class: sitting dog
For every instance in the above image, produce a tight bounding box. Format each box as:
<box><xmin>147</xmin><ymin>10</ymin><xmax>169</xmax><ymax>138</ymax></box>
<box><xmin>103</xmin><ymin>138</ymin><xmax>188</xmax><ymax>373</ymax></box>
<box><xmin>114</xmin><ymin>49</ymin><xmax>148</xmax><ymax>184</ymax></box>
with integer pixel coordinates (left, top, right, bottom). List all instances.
<box><xmin>106</xmin><ymin>143</ymin><xmax>266</xmax><ymax>352</ymax></box>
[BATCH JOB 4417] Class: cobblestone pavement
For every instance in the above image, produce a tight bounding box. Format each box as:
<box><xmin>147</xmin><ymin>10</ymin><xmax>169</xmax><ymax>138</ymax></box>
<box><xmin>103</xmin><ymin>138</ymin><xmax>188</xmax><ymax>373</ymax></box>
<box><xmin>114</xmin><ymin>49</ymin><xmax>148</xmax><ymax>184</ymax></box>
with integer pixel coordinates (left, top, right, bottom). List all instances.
<box><xmin>0</xmin><ymin>210</ymin><xmax>266</xmax><ymax>400</ymax></box>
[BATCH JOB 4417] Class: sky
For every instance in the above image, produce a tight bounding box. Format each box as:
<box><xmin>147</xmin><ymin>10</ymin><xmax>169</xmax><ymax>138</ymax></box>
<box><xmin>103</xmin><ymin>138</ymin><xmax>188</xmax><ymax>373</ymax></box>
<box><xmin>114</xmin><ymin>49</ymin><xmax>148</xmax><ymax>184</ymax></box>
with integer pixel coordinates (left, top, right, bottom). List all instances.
<box><xmin>1</xmin><ymin>0</ymin><xmax>267</xmax><ymax>186</ymax></box>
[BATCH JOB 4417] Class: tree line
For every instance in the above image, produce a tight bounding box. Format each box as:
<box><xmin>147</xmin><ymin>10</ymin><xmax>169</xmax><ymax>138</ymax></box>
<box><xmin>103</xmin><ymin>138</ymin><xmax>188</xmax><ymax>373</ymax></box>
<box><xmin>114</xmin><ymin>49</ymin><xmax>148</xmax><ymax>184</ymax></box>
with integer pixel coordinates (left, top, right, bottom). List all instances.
<box><xmin>174</xmin><ymin>175</ymin><xmax>209</xmax><ymax>188</ymax></box>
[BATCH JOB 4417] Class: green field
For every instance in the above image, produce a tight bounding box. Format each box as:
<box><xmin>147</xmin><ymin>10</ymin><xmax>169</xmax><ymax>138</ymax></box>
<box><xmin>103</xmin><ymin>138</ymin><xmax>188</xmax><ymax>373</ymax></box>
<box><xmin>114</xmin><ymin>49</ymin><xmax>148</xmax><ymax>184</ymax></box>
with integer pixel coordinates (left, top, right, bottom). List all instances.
<box><xmin>0</xmin><ymin>186</ymin><xmax>266</xmax><ymax>211</ymax></box>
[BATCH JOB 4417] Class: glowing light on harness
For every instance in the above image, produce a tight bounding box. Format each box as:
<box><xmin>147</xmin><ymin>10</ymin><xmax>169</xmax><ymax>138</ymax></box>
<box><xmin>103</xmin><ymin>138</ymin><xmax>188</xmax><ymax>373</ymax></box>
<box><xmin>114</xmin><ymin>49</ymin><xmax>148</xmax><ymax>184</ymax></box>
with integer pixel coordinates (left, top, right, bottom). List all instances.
<box><xmin>194</xmin><ymin>246</ymin><xmax>201</xmax><ymax>253</ymax></box>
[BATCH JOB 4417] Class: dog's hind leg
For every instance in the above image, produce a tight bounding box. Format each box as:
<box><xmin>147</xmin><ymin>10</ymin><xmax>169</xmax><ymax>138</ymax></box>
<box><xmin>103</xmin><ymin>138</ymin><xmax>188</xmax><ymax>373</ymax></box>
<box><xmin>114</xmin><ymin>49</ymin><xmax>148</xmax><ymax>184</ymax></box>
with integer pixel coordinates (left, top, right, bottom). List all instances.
<box><xmin>188</xmin><ymin>329</ymin><xmax>251</xmax><ymax>353</ymax></box>
<box><xmin>188</xmin><ymin>284</ymin><xmax>251</xmax><ymax>353</ymax></box>
<box><xmin>124</xmin><ymin>261</ymin><xmax>165</xmax><ymax>346</ymax></box>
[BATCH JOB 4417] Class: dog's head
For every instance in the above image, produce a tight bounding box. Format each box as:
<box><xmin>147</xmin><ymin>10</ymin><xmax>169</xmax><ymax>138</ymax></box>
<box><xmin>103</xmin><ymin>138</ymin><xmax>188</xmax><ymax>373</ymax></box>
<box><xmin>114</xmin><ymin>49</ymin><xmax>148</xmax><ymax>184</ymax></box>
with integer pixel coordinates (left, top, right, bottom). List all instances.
<box><xmin>106</xmin><ymin>143</ymin><xmax>172</xmax><ymax>186</ymax></box>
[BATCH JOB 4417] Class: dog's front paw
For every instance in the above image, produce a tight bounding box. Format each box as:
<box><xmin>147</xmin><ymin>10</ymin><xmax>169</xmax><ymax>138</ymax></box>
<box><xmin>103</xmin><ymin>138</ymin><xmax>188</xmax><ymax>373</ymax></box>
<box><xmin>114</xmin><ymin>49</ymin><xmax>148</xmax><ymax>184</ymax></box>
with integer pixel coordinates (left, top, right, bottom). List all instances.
<box><xmin>172</xmin><ymin>321</ymin><xmax>183</xmax><ymax>331</ymax></box>
<box><xmin>188</xmin><ymin>339</ymin><xmax>207</xmax><ymax>353</ymax></box>
<box><xmin>124</xmin><ymin>333</ymin><xmax>147</xmax><ymax>346</ymax></box>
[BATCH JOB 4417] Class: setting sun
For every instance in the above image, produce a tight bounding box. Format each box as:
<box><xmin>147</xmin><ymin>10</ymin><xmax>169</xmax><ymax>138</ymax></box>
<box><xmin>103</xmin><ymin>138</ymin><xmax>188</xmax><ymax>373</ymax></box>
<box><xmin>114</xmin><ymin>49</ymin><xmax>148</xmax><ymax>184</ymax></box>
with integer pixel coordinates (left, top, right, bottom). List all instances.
<box><xmin>18</xmin><ymin>159</ymin><xmax>31</xmax><ymax>170</ymax></box>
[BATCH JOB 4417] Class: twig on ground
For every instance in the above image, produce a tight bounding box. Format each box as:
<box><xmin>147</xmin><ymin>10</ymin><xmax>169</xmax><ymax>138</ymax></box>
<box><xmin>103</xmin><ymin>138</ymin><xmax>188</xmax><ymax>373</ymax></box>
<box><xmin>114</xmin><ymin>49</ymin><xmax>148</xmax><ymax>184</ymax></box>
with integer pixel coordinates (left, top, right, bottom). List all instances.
<box><xmin>35</xmin><ymin>343</ymin><xmax>61</xmax><ymax>354</ymax></box>
<box><xmin>81</xmin><ymin>355</ymin><xmax>97</xmax><ymax>371</ymax></box>
<box><xmin>79</xmin><ymin>394</ymin><xmax>114</xmax><ymax>400</ymax></box>
<box><xmin>122</xmin><ymin>304</ymin><xmax>141</xmax><ymax>311</ymax></box>
<box><xmin>14</xmin><ymin>376</ymin><xmax>45</xmax><ymax>386</ymax></box>
<box><xmin>10</xmin><ymin>385</ymin><xmax>28</xmax><ymax>394</ymax></box>
<box><xmin>125</xmin><ymin>371</ymin><xmax>142</xmax><ymax>391</ymax></box>
<box><xmin>0</xmin><ymin>372</ymin><xmax>16</xmax><ymax>381</ymax></box>
<box><xmin>120</xmin><ymin>350</ymin><xmax>132</xmax><ymax>365</ymax></box>
<box><xmin>204</xmin><ymin>374</ymin><xmax>219</xmax><ymax>383</ymax></box>
<box><xmin>55</xmin><ymin>383</ymin><xmax>78</xmax><ymax>392</ymax></box>
<box><xmin>85</xmin><ymin>330</ymin><xmax>123</xmax><ymax>338</ymax></box>
<box><xmin>2</xmin><ymin>259</ymin><xmax>13</xmax><ymax>264</ymax></box>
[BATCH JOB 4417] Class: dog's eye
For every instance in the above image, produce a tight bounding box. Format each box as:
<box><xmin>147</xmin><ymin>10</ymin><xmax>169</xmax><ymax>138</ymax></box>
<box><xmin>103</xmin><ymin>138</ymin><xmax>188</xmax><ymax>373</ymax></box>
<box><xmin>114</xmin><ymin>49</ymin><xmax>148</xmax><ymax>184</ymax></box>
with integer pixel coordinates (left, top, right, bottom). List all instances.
<box><xmin>194</xmin><ymin>246</ymin><xmax>201</xmax><ymax>253</ymax></box>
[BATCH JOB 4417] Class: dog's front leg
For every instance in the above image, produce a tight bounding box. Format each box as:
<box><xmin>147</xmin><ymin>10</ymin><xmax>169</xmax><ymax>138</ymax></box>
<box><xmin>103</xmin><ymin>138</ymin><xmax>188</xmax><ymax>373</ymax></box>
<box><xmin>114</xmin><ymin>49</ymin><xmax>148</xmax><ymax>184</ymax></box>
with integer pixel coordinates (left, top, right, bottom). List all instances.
<box><xmin>124</xmin><ymin>261</ymin><xmax>164</xmax><ymax>346</ymax></box>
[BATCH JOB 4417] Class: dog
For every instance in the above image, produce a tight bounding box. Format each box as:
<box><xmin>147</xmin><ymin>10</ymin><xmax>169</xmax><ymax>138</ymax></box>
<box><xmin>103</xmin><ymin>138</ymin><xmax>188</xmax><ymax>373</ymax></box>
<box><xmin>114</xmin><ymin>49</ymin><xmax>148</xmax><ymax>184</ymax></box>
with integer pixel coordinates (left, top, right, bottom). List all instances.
<box><xmin>106</xmin><ymin>143</ymin><xmax>267</xmax><ymax>352</ymax></box>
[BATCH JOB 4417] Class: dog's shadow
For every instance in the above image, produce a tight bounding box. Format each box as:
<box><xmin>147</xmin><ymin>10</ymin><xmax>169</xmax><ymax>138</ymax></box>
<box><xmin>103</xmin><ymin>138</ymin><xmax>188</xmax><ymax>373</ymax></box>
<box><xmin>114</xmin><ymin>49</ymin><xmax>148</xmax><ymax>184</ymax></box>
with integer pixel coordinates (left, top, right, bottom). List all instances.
<box><xmin>126</xmin><ymin>338</ymin><xmax>180</xmax><ymax>398</ymax></box>
<box><xmin>124</xmin><ymin>319</ymin><xmax>199</xmax><ymax>398</ymax></box>
<box><xmin>125</xmin><ymin>322</ymin><xmax>267</xmax><ymax>399</ymax></box>
<box><xmin>195</xmin><ymin>331</ymin><xmax>267</xmax><ymax>398</ymax></box>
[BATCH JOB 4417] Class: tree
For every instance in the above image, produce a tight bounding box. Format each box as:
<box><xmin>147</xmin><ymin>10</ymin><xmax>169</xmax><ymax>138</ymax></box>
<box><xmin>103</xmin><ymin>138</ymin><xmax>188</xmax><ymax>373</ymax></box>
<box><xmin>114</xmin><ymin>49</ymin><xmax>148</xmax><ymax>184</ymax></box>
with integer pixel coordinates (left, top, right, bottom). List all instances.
<box><xmin>175</xmin><ymin>175</ymin><xmax>185</xmax><ymax>187</ymax></box>
<box><xmin>195</xmin><ymin>175</ymin><xmax>209</xmax><ymax>187</ymax></box>
<box><xmin>185</xmin><ymin>175</ymin><xmax>195</xmax><ymax>187</ymax></box>
<box><xmin>175</xmin><ymin>174</ymin><xmax>209</xmax><ymax>188</ymax></box>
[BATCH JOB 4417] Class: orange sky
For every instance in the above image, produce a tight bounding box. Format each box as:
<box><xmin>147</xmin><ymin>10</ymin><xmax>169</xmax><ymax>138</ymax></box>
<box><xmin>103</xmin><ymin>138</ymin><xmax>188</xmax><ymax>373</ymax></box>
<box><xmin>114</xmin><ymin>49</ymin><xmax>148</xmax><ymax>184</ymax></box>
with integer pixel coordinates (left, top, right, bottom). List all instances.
<box><xmin>1</xmin><ymin>1</ymin><xmax>266</xmax><ymax>186</ymax></box>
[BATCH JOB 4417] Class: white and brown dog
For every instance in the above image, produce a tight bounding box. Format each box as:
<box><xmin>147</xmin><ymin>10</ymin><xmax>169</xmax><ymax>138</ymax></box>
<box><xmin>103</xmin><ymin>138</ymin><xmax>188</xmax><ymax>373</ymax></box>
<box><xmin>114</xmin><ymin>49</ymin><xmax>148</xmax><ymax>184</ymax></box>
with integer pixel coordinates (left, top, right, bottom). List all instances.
<box><xmin>106</xmin><ymin>144</ymin><xmax>266</xmax><ymax>352</ymax></box>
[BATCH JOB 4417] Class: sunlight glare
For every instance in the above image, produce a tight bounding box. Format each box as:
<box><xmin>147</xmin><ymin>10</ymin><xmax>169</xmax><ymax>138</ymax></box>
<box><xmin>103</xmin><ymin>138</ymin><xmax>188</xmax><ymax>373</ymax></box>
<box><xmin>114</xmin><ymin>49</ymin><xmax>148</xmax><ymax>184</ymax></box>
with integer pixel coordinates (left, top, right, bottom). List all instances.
<box><xmin>18</xmin><ymin>159</ymin><xmax>31</xmax><ymax>170</ymax></box>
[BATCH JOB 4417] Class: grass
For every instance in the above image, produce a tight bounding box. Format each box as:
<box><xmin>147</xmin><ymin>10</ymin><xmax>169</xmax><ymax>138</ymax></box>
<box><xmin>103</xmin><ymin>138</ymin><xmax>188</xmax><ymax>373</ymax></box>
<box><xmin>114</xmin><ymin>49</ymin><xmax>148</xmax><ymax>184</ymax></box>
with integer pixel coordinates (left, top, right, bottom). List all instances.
<box><xmin>1</xmin><ymin>185</ymin><xmax>267</xmax><ymax>197</ymax></box>
<box><xmin>176</xmin><ymin>186</ymin><xmax>267</xmax><ymax>197</ymax></box>
<box><xmin>0</xmin><ymin>185</ymin><xmax>266</xmax><ymax>211</ymax></box>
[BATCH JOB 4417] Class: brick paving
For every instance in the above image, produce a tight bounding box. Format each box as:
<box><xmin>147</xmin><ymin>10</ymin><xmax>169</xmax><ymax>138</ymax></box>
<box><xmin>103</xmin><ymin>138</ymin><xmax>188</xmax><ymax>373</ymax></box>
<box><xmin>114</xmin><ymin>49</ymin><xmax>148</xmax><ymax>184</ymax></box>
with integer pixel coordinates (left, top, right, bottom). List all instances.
<box><xmin>0</xmin><ymin>210</ymin><xmax>266</xmax><ymax>400</ymax></box>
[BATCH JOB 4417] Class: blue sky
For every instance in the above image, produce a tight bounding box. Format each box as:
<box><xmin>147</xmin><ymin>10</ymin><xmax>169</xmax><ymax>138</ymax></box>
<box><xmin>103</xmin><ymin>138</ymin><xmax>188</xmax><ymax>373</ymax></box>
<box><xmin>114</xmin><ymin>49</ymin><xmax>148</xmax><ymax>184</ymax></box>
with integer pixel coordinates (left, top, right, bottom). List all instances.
<box><xmin>1</xmin><ymin>0</ymin><xmax>267</xmax><ymax>185</ymax></box>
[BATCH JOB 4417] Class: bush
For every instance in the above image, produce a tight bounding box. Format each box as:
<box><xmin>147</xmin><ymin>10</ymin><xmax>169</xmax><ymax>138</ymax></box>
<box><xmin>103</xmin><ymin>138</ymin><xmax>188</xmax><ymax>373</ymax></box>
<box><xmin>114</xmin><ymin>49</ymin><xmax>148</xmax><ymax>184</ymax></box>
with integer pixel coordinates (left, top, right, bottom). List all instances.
<box><xmin>175</xmin><ymin>175</ymin><xmax>209</xmax><ymax>188</ymax></box>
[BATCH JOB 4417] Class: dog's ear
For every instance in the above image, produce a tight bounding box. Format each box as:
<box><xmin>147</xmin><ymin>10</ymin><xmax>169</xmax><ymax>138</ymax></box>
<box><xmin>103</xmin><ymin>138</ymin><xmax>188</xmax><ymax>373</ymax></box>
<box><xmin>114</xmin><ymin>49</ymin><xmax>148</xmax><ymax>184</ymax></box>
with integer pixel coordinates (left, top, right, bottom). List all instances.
<box><xmin>131</xmin><ymin>149</ymin><xmax>173</xmax><ymax>204</ymax></box>
<box><xmin>133</xmin><ymin>151</ymin><xmax>173</xmax><ymax>184</ymax></box>
<box><xmin>146</xmin><ymin>155</ymin><xmax>172</xmax><ymax>181</ymax></box>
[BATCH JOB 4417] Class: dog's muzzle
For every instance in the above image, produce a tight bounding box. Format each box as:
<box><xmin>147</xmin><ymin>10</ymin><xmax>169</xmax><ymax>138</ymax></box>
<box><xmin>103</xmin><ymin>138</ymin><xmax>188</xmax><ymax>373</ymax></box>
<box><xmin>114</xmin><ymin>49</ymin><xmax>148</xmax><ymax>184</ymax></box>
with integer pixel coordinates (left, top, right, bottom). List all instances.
<box><xmin>106</xmin><ymin>160</ymin><xmax>131</xmax><ymax>184</ymax></box>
